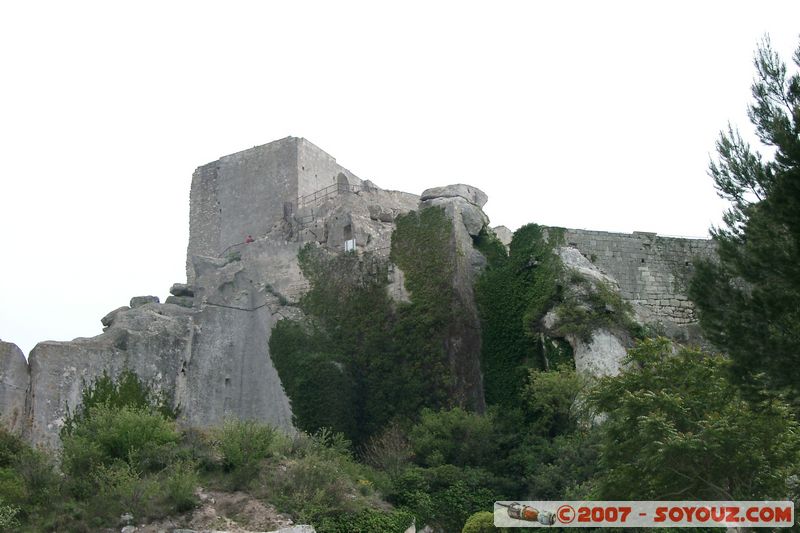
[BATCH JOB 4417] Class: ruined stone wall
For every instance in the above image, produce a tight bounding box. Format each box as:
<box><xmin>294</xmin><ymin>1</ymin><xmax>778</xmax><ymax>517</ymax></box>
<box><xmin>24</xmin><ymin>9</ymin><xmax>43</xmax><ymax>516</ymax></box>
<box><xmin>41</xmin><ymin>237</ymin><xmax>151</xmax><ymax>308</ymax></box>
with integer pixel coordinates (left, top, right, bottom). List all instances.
<box><xmin>561</xmin><ymin>228</ymin><xmax>716</xmax><ymax>325</ymax></box>
<box><xmin>216</xmin><ymin>139</ymin><xmax>299</xmax><ymax>255</ymax></box>
<box><xmin>297</xmin><ymin>138</ymin><xmax>362</xmax><ymax>200</ymax></box>
<box><xmin>187</xmin><ymin>163</ymin><xmax>221</xmax><ymax>279</ymax></box>
<box><xmin>187</xmin><ymin>137</ymin><xmax>365</xmax><ymax>282</ymax></box>
<box><xmin>186</xmin><ymin>138</ymin><xmax>299</xmax><ymax>281</ymax></box>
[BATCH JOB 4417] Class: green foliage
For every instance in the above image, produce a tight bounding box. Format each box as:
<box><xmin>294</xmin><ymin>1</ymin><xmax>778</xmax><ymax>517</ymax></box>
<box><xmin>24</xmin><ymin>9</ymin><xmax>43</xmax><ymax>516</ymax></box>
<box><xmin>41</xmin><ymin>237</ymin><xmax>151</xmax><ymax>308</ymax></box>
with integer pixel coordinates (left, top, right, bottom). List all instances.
<box><xmin>521</xmin><ymin>366</ymin><xmax>587</xmax><ymax>437</ymax></box>
<box><xmin>0</xmin><ymin>498</ymin><xmax>20</xmax><ymax>531</ymax></box>
<box><xmin>89</xmin><ymin>462</ymin><xmax>158</xmax><ymax>520</ymax></box>
<box><xmin>390</xmin><ymin>465</ymin><xmax>501</xmax><ymax>532</ymax></box>
<box><xmin>215</xmin><ymin>419</ymin><xmax>282</xmax><ymax>489</ymax></box>
<box><xmin>689</xmin><ymin>37</ymin><xmax>800</xmax><ymax>405</ymax></box>
<box><xmin>254</xmin><ymin>430</ymin><xmax>392</xmax><ymax>528</ymax></box>
<box><xmin>62</xmin><ymin>369</ymin><xmax>177</xmax><ymax>437</ymax></box>
<box><xmin>462</xmin><ymin>510</ymin><xmax>504</xmax><ymax>533</ymax></box>
<box><xmin>475</xmin><ymin>223</ymin><xmax>571</xmax><ymax>407</ymax></box>
<box><xmin>409</xmin><ymin>408</ymin><xmax>498</xmax><ymax>468</ymax></box>
<box><xmin>518</xmin><ymin>430</ymin><xmax>599</xmax><ymax>500</ymax></box>
<box><xmin>360</xmin><ymin>423</ymin><xmax>413</xmax><ymax>483</ymax></box>
<box><xmin>0</xmin><ymin>429</ymin><xmax>22</xmax><ymax>468</ymax></box>
<box><xmin>163</xmin><ymin>460</ymin><xmax>199</xmax><ymax>512</ymax></box>
<box><xmin>391</xmin><ymin>206</ymin><xmax>456</xmax><ymax>323</ymax></box>
<box><xmin>33</xmin><ymin>372</ymin><xmax>201</xmax><ymax>530</ymax></box>
<box><xmin>590</xmin><ymin>337</ymin><xmax>800</xmax><ymax>500</ymax></box>
<box><xmin>270</xmin><ymin>320</ymin><xmax>358</xmax><ymax>438</ymax></box>
<box><xmin>62</xmin><ymin>404</ymin><xmax>179</xmax><ymax>479</ymax></box>
<box><xmin>271</xmin><ymin>206</ymin><xmax>461</xmax><ymax>444</ymax></box>
<box><xmin>316</xmin><ymin>508</ymin><xmax>416</xmax><ymax>533</ymax></box>
<box><xmin>472</xmin><ymin>227</ymin><xmax>508</xmax><ymax>267</ymax></box>
<box><xmin>496</xmin><ymin>366</ymin><xmax>599</xmax><ymax>500</ymax></box>
<box><xmin>551</xmin><ymin>274</ymin><xmax>640</xmax><ymax>342</ymax></box>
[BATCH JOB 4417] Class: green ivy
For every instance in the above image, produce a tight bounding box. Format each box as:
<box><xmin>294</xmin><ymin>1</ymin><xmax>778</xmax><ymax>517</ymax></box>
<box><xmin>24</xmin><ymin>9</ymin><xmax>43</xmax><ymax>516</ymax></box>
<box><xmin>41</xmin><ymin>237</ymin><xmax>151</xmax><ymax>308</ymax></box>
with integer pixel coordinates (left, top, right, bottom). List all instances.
<box><xmin>270</xmin><ymin>206</ymin><xmax>461</xmax><ymax>445</ymax></box>
<box><xmin>474</xmin><ymin>224</ymin><xmax>572</xmax><ymax>408</ymax></box>
<box><xmin>551</xmin><ymin>273</ymin><xmax>641</xmax><ymax>342</ymax></box>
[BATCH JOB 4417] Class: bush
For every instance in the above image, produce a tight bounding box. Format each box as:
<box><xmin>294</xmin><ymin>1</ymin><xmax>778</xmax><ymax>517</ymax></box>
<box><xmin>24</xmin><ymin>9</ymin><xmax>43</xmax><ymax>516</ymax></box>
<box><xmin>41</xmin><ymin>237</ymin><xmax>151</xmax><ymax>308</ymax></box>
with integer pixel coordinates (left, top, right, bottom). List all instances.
<box><xmin>0</xmin><ymin>498</ymin><xmax>20</xmax><ymax>530</ymax></box>
<box><xmin>361</xmin><ymin>423</ymin><xmax>412</xmax><ymax>482</ymax></box>
<box><xmin>409</xmin><ymin>408</ymin><xmax>498</xmax><ymax>468</ymax></box>
<box><xmin>162</xmin><ymin>460</ymin><xmax>199</xmax><ymax>512</ymax></box>
<box><xmin>317</xmin><ymin>508</ymin><xmax>416</xmax><ymax>533</ymax></box>
<box><xmin>62</xmin><ymin>369</ymin><xmax>177</xmax><ymax>437</ymax></box>
<box><xmin>215</xmin><ymin>419</ymin><xmax>281</xmax><ymax>489</ymax></box>
<box><xmin>11</xmin><ymin>447</ymin><xmax>59</xmax><ymax>506</ymax></box>
<box><xmin>89</xmin><ymin>462</ymin><xmax>158</xmax><ymax>522</ymax></box>
<box><xmin>462</xmin><ymin>510</ymin><xmax>504</xmax><ymax>533</ymax></box>
<box><xmin>390</xmin><ymin>465</ymin><xmax>501</xmax><ymax>532</ymax></box>
<box><xmin>62</xmin><ymin>404</ymin><xmax>179</xmax><ymax>479</ymax></box>
<box><xmin>254</xmin><ymin>430</ymin><xmax>388</xmax><ymax>527</ymax></box>
<box><xmin>521</xmin><ymin>366</ymin><xmax>587</xmax><ymax>437</ymax></box>
<box><xmin>0</xmin><ymin>428</ymin><xmax>22</xmax><ymax>468</ymax></box>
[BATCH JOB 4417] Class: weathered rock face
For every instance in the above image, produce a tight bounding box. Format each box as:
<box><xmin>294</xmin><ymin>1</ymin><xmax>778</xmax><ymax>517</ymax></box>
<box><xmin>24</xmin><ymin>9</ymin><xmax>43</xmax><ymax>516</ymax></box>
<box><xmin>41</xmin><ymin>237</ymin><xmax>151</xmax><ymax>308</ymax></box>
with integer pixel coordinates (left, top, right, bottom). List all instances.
<box><xmin>542</xmin><ymin>246</ymin><xmax>633</xmax><ymax>378</ymax></box>
<box><xmin>0</xmin><ymin>341</ymin><xmax>28</xmax><ymax>435</ymax></box>
<box><xmin>492</xmin><ymin>225</ymin><xmax>513</xmax><ymax>247</ymax></box>
<box><xmin>566</xmin><ymin>329</ymin><xmax>628</xmax><ymax>377</ymax></box>
<box><xmin>0</xmin><ymin>137</ymin><xmax>716</xmax><ymax>447</ymax></box>
<box><xmin>420</xmin><ymin>185</ymin><xmax>490</xmax><ymax>412</ymax></box>
<box><xmin>421</xmin><ymin>184</ymin><xmax>488</xmax><ymax>208</ymax></box>
<box><xmin>27</xmin><ymin>302</ymin><xmax>194</xmax><ymax>449</ymax></box>
<box><xmin>182</xmin><ymin>253</ymin><xmax>295</xmax><ymax>431</ymax></box>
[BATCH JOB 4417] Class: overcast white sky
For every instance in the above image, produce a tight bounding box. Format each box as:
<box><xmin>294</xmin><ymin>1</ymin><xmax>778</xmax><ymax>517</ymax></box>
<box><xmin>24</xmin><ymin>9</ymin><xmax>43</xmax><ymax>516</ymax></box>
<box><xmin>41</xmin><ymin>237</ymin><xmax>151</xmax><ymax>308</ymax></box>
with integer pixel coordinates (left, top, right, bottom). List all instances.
<box><xmin>1</xmin><ymin>1</ymin><xmax>798</xmax><ymax>356</ymax></box>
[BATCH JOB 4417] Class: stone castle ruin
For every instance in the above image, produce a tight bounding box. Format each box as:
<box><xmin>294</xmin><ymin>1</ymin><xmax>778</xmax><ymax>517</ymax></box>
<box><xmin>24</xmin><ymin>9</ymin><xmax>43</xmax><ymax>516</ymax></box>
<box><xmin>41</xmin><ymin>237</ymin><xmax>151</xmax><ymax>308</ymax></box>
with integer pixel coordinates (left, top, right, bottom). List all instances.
<box><xmin>0</xmin><ymin>137</ymin><xmax>715</xmax><ymax>448</ymax></box>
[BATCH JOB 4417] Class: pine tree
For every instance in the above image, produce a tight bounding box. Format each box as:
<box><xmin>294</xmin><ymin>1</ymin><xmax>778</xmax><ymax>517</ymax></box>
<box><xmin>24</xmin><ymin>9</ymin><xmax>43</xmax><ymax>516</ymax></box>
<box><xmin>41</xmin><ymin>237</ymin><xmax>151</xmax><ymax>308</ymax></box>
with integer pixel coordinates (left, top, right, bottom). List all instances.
<box><xmin>689</xmin><ymin>36</ymin><xmax>800</xmax><ymax>404</ymax></box>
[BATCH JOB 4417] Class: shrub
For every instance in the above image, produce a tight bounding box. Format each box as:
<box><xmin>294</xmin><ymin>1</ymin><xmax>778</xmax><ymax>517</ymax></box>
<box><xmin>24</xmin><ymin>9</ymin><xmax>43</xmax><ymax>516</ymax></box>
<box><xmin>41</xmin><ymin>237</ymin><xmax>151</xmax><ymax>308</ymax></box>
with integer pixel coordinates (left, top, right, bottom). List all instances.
<box><xmin>0</xmin><ymin>428</ymin><xmax>22</xmax><ymax>468</ymax></box>
<box><xmin>462</xmin><ymin>510</ymin><xmax>503</xmax><ymax>533</ymax></box>
<box><xmin>62</xmin><ymin>369</ymin><xmax>176</xmax><ymax>437</ymax></box>
<box><xmin>361</xmin><ymin>423</ymin><xmax>412</xmax><ymax>482</ymax></box>
<box><xmin>255</xmin><ymin>430</ymin><xmax>387</xmax><ymax>527</ymax></box>
<box><xmin>89</xmin><ymin>462</ymin><xmax>157</xmax><ymax>522</ymax></box>
<box><xmin>521</xmin><ymin>366</ymin><xmax>587</xmax><ymax>437</ymax></box>
<box><xmin>390</xmin><ymin>465</ymin><xmax>502</xmax><ymax>532</ymax></box>
<box><xmin>215</xmin><ymin>420</ymin><xmax>280</xmax><ymax>489</ymax></box>
<box><xmin>409</xmin><ymin>408</ymin><xmax>498</xmax><ymax>468</ymax></box>
<box><xmin>62</xmin><ymin>404</ymin><xmax>178</xmax><ymax>476</ymax></box>
<box><xmin>0</xmin><ymin>498</ymin><xmax>20</xmax><ymax>530</ymax></box>
<box><xmin>11</xmin><ymin>447</ymin><xmax>59</xmax><ymax>506</ymax></box>
<box><xmin>590</xmin><ymin>338</ymin><xmax>800</xmax><ymax>500</ymax></box>
<box><xmin>317</xmin><ymin>508</ymin><xmax>416</xmax><ymax>533</ymax></box>
<box><xmin>162</xmin><ymin>460</ymin><xmax>199</xmax><ymax>512</ymax></box>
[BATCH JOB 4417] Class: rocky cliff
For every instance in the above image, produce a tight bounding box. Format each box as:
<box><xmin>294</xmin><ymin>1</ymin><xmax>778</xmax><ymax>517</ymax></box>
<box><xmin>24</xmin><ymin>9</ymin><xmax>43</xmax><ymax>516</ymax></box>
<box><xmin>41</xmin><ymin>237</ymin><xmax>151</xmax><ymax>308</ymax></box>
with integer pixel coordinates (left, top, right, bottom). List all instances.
<box><xmin>0</xmin><ymin>138</ymin><xmax>712</xmax><ymax>448</ymax></box>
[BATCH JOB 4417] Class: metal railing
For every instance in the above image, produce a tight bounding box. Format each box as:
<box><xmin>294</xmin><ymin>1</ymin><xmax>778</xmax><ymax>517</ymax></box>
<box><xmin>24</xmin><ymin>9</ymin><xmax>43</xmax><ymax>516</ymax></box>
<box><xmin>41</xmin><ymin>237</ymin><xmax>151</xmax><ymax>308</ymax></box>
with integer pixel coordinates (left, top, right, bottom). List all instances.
<box><xmin>297</xmin><ymin>182</ymin><xmax>361</xmax><ymax>208</ymax></box>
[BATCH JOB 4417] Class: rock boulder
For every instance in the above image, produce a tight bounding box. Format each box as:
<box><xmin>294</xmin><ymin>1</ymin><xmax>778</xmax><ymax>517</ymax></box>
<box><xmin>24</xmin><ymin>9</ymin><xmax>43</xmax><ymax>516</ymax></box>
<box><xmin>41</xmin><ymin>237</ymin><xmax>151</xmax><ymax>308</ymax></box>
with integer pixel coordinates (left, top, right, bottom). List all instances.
<box><xmin>420</xmin><ymin>184</ymin><xmax>488</xmax><ymax>207</ymax></box>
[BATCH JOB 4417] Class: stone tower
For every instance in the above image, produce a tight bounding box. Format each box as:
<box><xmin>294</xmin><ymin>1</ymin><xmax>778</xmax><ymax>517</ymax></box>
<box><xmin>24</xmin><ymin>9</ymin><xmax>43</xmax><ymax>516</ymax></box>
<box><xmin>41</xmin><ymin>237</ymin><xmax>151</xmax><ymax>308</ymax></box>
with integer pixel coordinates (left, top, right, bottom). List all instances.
<box><xmin>187</xmin><ymin>137</ymin><xmax>363</xmax><ymax>281</ymax></box>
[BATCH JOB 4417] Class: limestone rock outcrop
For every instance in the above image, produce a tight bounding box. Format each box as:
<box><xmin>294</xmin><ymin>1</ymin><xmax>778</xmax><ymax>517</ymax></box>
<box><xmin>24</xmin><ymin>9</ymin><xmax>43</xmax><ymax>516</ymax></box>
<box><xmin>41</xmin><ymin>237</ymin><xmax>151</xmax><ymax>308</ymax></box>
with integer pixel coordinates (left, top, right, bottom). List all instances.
<box><xmin>418</xmin><ymin>185</ymin><xmax>489</xmax><ymax>412</ymax></box>
<box><xmin>421</xmin><ymin>184</ymin><xmax>489</xmax><ymax>238</ymax></box>
<box><xmin>421</xmin><ymin>184</ymin><xmax>488</xmax><ymax>207</ymax></box>
<box><xmin>0</xmin><ymin>137</ymin><xmax>714</xmax><ymax>447</ymax></box>
<box><xmin>542</xmin><ymin>246</ymin><xmax>633</xmax><ymax>378</ymax></box>
<box><xmin>0</xmin><ymin>340</ymin><xmax>28</xmax><ymax>435</ymax></box>
<box><xmin>492</xmin><ymin>225</ymin><xmax>513</xmax><ymax>247</ymax></box>
<box><xmin>27</xmin><ymin>302</ymin><xmax>194</xmax><ymax>449</ymax></box>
